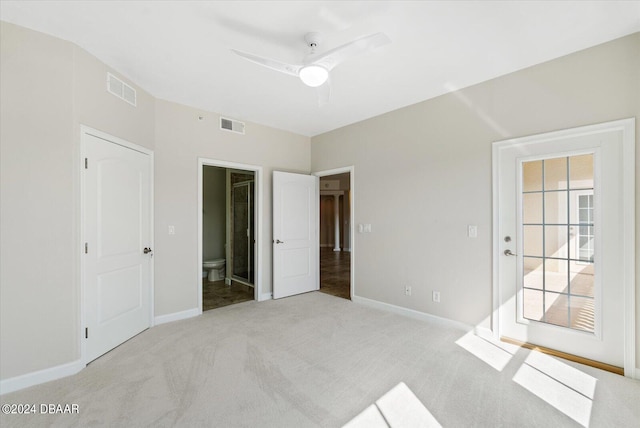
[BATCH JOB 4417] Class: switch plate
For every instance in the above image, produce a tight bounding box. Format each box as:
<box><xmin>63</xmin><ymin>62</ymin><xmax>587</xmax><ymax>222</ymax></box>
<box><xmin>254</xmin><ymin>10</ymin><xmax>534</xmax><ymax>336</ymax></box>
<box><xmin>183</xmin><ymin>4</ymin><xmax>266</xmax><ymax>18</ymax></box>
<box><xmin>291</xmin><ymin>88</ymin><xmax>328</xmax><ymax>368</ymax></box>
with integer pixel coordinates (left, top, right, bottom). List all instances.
<box><xmin>364</xmin><ymin>224</ymin><xmax>372</xmax><ymax>233</ymax></box>
<box><xmin>404</xmin><ymin>285</ymin><xmax>412</xmax><ymax>296</ymax></box>
<box><xmin>358</xmin><ymin>224</ymin><xmax>364</xmax><ymax>233</ymax></box>
<box><xmin>168</xmin><ymin>225</ymin><xmax>175</xmax><ymax>235</ymax></box>
<box><xmin>432</xmin><ymin>291</ymin><xmax>441</xmax><ymax>303</ymax></box>
<box><xmin>468</xmin><ymin>225</ymin><xmax>477</xmax><ymax>238</ymax></box>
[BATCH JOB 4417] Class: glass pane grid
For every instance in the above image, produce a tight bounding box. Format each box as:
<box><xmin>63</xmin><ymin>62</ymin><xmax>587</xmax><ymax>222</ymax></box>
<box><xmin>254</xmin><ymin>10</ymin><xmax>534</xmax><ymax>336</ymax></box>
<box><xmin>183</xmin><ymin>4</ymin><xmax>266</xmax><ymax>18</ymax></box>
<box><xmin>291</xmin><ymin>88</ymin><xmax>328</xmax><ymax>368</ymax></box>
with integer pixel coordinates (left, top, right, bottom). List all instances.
<box><xmin>522</xmin><ymin>287</ymin><xmax>593</xmax><ymax>300</ymax></box>
<box><xmin>521</xmin><ymin>155</ymin><xmax>595</xmax><ymax>332</ymax></box>
<box><xmin>522</xmin><ymin>187</ymin><xmax>593</xmax><ymax>194</ymax></box>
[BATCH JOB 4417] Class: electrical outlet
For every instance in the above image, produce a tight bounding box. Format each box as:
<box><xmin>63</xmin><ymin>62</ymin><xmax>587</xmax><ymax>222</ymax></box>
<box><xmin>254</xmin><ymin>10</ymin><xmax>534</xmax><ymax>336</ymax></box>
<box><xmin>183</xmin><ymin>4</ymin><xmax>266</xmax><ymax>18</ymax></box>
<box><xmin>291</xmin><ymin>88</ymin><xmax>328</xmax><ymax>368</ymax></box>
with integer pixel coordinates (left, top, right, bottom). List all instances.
<box><xmin>432</xmin><ymin>291</ymin><xmax>441</xmax><ymax>303</ymax></box>
<box><xmin>404</xmin><ymin>285</ymin><xmax>412</xmax><ymax>296</ymax></box>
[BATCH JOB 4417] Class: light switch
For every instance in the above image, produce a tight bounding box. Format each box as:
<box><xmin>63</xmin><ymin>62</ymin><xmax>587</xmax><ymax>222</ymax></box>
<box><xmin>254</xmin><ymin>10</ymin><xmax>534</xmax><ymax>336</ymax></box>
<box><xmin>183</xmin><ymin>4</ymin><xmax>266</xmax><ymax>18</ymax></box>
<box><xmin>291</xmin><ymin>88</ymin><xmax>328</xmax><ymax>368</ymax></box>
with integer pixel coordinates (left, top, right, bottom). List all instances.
<box><xmin>168</xmin><ymin>225</ymin><xmax>175</xmax><ymax>235</ymax></box>
<box><xmin>364</xmin><ymin>224</ymin><xmax>372</xmax><ymax>233</ymax></box>
<box><xmin>358</xmin><ymin>224</ymin><xmax>364</xmax><ymax>233</ymax></box>
<box><xmin>468</xmin><ymin>225</ymin><xmax>477</xmax><ymax>238</ymax></box>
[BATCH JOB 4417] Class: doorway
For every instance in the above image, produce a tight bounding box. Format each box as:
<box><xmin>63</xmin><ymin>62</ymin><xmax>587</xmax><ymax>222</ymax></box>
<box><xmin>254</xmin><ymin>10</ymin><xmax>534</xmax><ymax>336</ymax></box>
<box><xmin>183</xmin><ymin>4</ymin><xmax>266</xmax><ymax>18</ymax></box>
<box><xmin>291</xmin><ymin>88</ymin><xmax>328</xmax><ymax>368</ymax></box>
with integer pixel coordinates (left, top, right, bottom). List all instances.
<box><xmin>316</xmin><ymin>169</ymin><xmax>353</xmax><ymax>300</ymax></box>
<box><xmin>493</xmin><ymin>119</ymin><xmax>635</xmax><ymax>374</ymax></box>
<box><xmin>198</xmin><ymin>159</ymin><xmax>263</xmax><ymax>312</ymax></box>
<box><xmin>81</xmin><ymin>126</ymin><xmax>153</xmax><ymax>364</ymax></box>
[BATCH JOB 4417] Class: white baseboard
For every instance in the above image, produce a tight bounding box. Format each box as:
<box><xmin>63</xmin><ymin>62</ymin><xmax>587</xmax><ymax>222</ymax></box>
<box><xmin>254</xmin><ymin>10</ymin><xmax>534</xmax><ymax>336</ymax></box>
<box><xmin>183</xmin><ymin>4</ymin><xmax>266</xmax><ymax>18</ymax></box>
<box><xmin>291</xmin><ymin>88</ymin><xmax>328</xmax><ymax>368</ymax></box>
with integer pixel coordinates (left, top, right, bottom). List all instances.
<box><xmin>154</xmin><ymin>308</ymin><xmax>199</xmax><ymax>326</ymax></box>
<box><xmin>352</xmin><ymin>295</ymin><xmax>473</xmax><ymax>332</ymax></box>
<box><xmin>258</xmin><ymin>292</ymin><xmax>272</xmax><ymax>302</ymax></box>
<box><xmin>0</xmin><ymin>359</ymin><xmax>84</xmax><ymax>396</ymax></box>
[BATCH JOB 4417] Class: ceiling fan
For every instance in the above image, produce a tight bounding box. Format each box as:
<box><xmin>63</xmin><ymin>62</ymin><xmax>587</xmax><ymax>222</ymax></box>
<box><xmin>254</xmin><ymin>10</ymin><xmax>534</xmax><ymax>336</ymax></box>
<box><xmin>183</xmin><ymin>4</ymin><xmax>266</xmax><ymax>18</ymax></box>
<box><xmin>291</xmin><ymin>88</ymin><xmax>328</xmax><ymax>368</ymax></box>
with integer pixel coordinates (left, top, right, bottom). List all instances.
<box><xmin>231</xmin><ymin>32</ymin><xmax>391</xmax><ymax>105</ymax></box>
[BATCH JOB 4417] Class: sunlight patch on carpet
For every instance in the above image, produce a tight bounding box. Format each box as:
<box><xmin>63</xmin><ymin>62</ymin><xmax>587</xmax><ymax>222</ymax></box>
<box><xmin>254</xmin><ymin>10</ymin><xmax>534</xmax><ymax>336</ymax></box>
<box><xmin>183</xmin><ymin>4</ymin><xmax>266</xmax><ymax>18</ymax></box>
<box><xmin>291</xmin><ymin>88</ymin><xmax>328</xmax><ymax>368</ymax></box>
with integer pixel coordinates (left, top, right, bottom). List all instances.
<box><xmin>513</xmin><ymin>351</ymin><xmax>596</xmax><ymax>427</ymax></box>
<box><xmin>343</xmin><ymin>382</ymin><xmax>441</xmax><ymax>428</ymax></box>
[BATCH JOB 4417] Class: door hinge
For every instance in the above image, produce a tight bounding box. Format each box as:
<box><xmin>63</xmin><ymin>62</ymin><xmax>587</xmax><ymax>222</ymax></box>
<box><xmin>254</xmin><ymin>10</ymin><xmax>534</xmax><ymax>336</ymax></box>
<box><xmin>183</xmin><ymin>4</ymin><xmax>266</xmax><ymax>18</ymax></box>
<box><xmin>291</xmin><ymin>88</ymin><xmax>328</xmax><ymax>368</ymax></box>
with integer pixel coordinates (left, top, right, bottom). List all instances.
<box><xmin>85</xmin><ymin>242</ymin><xmax>88</xmax><ymax>254</ymax></box>
<box><xmin>85</xmin><ymin>327</ymin><xmax>88</xmax><ymax>339</ymax></box>
<box><xmin>84</xmin><ymin>158</ymin><xmax>88</xmax><ymax>169</ymax></box>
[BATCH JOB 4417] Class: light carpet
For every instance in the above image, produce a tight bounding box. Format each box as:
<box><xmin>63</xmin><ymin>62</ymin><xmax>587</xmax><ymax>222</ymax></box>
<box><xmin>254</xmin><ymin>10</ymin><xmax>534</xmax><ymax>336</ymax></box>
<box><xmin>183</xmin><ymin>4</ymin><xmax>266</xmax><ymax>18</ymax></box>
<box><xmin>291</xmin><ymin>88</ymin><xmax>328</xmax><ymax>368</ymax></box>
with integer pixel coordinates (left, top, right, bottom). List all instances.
<box><xmin>1</xmin><ymin>292</ymin><xmax>639</xmax><ymax>427</ymax></box>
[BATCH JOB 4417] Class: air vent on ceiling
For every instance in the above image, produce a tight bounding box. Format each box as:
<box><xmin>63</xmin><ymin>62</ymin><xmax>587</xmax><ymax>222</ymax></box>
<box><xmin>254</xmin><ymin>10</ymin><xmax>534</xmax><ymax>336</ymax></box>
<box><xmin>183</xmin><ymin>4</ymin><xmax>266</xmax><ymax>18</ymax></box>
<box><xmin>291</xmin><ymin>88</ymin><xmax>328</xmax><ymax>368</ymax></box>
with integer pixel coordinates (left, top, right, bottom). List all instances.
<box><xmin>220</xmin><ymin>117</ymin><xmax>245</xmax><ymax>134</ymax></box>
<box><xmin>107</xmin><ymin>72</ymin><xmax>136</xmax><ymax>106</ymax></box>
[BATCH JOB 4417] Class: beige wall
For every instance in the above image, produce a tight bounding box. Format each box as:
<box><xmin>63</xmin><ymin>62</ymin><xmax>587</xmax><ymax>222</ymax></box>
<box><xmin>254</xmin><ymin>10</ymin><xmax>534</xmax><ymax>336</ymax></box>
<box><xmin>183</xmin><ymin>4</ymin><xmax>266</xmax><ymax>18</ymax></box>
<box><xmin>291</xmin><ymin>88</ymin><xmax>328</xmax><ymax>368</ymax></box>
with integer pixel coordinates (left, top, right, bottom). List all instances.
<box><xmin>0</xmin><ymin>21</ymin><xmax>156</xmax><ymax>380</ymax></box>
<box><xmin>1</xmin><ymin>18</ymin><xmax>638</xmax><ymax>383</ymax></box>
<box><xmin>153</xmin><ymin>99</ymin><xmax>310</xmax><ymax>316</ymax></box>
<box><xmin>311</xmin><ymin>33</ymin><xmax>640</xmax><ymax>366</ymax></box>
<box><xmin>0</xmin><ymin>21</ymin><xmax>310</xmax><ymax>381</ymax></box>
<box><xmin>1</xmin><ymin>22</ymin><xmax>76</xmax><ymax>379</ymax></box>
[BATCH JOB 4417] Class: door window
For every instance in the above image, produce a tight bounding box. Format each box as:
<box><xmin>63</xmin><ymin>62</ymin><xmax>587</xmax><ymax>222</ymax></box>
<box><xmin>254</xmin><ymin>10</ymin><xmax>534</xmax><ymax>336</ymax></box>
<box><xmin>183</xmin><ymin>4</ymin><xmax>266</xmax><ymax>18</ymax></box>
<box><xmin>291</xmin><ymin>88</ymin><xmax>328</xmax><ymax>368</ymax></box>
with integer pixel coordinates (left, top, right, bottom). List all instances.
<box><xmin>521</xmin><ymin>154</ymin><xmax>594</xmax><ymax>332</ymax></box>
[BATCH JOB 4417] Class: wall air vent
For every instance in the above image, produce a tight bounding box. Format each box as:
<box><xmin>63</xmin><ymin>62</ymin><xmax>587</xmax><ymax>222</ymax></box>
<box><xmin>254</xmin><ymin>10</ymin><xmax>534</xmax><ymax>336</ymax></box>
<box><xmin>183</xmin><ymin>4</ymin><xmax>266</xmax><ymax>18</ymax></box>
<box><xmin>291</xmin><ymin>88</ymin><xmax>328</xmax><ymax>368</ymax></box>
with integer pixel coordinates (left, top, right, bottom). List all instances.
<box><xmin>107</xmin><ymin>73</ymin><xmax>136</xmax><ymax>106</ymax></box>
<box><xmin>220</xmin><ymin>117</ymin><xmax>245</xmax><ymax>134</ymax></box>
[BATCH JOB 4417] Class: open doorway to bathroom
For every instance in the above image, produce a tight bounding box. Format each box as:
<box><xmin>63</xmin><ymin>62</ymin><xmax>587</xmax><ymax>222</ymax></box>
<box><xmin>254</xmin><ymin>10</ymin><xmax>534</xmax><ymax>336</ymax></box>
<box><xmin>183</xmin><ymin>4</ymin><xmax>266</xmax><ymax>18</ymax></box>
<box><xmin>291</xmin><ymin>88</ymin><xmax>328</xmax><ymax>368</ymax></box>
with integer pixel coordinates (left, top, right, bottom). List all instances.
<box><xmin>318</xmin><ymin>172</ymin><xmax>351</xmax><ymax>299</ymax></box>
<box><xmin>201</xmin><ymin>165</ymin><xmax>256</xmax><ymax>311</ymax></box>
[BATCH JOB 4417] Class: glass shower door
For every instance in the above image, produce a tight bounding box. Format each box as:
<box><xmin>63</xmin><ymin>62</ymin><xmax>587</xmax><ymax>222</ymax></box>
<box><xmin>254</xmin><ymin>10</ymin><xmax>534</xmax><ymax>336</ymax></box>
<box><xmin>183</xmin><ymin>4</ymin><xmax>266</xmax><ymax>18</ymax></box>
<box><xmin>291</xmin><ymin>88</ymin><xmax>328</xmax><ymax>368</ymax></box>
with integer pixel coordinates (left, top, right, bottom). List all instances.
<box><xmin>232</xmin><ymin>180</ymin><xmax>254</xmax><ymax>284</ymax></box>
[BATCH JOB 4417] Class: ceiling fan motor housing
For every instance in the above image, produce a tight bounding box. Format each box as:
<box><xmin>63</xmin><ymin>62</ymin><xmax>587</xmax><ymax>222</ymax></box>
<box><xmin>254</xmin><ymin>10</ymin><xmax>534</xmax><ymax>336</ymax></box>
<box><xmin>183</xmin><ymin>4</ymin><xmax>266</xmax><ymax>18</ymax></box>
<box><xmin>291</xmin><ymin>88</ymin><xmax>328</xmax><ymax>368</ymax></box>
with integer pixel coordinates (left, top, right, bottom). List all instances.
<box><xmin>304</xmin><ymin>32</ymin><xmax>323</xmax><ymax>49</ymax></box>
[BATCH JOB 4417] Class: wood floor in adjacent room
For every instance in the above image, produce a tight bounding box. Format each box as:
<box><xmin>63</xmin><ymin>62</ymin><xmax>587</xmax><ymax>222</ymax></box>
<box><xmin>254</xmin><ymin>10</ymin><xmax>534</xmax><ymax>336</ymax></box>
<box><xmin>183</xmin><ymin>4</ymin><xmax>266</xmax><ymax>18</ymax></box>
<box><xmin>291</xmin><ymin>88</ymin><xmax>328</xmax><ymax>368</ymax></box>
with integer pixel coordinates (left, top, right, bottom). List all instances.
<box><xmin>319</xmin><ymin>247</ymin><xmax>350</xmax><ymax>300</ymax></box>
<box><xmin>202</xmin><ymin>279</ymin><xmax>254</xmax><ymax>311</ymax></box>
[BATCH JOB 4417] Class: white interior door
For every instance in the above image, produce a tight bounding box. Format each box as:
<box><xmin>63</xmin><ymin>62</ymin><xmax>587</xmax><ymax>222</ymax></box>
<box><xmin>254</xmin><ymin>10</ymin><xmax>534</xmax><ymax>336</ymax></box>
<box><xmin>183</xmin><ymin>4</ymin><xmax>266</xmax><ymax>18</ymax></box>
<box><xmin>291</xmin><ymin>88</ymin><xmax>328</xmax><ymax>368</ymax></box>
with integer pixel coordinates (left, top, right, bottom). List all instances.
<box><xmin>495</xmin><ymin>122</ymin><xmax>632</xmax><ymax>368</ymax></box>
<box><xmin>273</xmin><ymin>171</ymin><xmax>318</xmax><ymax>299</ymax></box>
<box><xmin>84</xmin><ymin>131</ymin><xmax>152</xmax><ymax>363</ymax></box>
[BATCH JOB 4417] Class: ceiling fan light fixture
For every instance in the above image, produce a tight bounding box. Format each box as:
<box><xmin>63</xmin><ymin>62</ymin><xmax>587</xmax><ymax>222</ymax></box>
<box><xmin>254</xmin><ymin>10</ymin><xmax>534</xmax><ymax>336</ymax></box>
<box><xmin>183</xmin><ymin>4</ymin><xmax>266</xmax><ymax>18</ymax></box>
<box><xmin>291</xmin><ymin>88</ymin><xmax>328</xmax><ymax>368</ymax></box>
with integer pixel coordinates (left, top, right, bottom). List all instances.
<box><xmin>299</xmin><ymin>65</ymin><xmax>328</xmax><ymax>87</ymax></box>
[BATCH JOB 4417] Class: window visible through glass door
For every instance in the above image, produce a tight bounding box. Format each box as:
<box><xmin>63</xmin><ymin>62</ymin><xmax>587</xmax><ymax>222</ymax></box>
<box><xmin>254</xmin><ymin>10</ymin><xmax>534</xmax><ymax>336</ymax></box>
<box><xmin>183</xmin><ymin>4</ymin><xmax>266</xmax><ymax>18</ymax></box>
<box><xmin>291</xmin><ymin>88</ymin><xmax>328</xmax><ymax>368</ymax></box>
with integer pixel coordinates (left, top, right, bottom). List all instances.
<box><xmin>521</xmin><ymin>154</ymin><xmax>595</xmax><ymax>332</ymax></box>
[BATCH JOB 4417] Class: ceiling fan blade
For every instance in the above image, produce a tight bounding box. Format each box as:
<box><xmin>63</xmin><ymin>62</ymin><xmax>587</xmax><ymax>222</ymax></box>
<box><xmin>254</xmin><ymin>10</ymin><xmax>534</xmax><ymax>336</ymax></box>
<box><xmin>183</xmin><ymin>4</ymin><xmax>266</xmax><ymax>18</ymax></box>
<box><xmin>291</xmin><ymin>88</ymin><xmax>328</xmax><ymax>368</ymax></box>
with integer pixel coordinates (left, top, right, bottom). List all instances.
<box><xmin>316</xmin><ymin>79</ymin><xmax>331</xmax><ymax>107</ymax></box>
<box><xmin>306</xmin><ymin>32</ymin><xmax>391</xmax><ymax>71</ymax></box>
<box><xmin>231</xmin><ymin>49</ymin><xmax>301</xmax><ymax>77</ymax></box>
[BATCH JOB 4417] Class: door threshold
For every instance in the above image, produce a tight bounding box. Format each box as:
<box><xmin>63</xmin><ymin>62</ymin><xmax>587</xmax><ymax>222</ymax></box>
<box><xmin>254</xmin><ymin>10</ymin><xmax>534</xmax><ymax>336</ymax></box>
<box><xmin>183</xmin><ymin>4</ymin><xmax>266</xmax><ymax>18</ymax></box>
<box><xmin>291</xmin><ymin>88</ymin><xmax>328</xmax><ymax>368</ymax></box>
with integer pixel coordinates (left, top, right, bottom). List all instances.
<box><xmin>500</xmin><ymin>336</ymin><xmax>623</xmax><ymax>376</ymax></box>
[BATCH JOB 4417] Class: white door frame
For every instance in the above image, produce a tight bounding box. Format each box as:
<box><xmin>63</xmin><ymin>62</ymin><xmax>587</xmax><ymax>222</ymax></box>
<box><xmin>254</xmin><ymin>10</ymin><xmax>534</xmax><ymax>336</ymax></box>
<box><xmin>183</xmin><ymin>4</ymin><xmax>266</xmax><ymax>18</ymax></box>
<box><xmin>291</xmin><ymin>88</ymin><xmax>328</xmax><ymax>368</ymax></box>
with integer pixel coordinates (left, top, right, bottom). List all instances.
<box><xmin>313</xmin><ymin>166</ymin><xmax>355</xmax><ymax>300</ymax></box>
<box><xmin>198</xmin><ymin>158</ymin><xmax>264</xmax><ymax>312</ymax></box>
<box><xmin>491</xmin><ymin>118</ymin><xmax>635</xmax><ymax>377</ymax></box>
<box><xmin>79</xmin><ymin>125</ymin><xmax>155</xmax><ymax>366</ymax></box>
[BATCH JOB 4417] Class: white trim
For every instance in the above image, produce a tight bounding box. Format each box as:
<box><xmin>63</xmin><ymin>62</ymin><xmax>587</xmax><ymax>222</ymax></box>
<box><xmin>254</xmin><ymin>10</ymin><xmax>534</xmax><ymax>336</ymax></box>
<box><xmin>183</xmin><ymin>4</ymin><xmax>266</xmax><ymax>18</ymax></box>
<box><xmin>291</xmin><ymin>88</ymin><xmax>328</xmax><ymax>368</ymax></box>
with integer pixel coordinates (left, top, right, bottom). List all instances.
<box><xmin>154</xmin><ymin>308</ymin><xmax>199</xmax><ymax>326</ymax></box>
<box><xmin>620</xmin><ymin>119</ymin><xmax>636</xmax><ymax>378</ymax></box>
<box><xmin>313</xmin><ymin>166</ymin><xmax>355</xmax><ymax>300</ymax></box>
<box><xmin>352</xmin><ymin>295</ymin><xmax>472</xmax><ymax>332</ymax></box>
<box><xmin>259</xmin><ymin>292</ymin><xmax>273</xmax><ymax>302</ymax></box>
<box><xmin>79</xmin><ymin>125</ymin><xmax>155</xmax><ymax>366</ymax></box>
<box><xmin>491</xmin><ymin>142</ymin><xmax>501</xmax><ymax>341</ymax></box>
<box><xmin>198</xmin><ymin>158</ymin><xmax>264</xmax><ymax>313</ymax></box>
<box><xmin>0</xmin><ymin>359</ymin><xmax>84</xmax><ymax>396</ymax></box>
<box><xmin>492</xmin><ymin>118</ymin><xmax>635</xmax><ymax>377</ymax></box>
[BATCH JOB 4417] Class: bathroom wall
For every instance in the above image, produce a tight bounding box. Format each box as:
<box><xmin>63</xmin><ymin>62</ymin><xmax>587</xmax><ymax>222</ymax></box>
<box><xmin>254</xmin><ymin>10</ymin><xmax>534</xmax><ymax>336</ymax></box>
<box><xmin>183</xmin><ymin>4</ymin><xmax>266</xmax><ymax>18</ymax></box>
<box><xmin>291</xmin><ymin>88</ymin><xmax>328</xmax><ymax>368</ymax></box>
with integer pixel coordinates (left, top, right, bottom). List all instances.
<box><xmin>202</xmin><ymin>166</ymin><xmax>226</xmax><ymax>261</ymax></box>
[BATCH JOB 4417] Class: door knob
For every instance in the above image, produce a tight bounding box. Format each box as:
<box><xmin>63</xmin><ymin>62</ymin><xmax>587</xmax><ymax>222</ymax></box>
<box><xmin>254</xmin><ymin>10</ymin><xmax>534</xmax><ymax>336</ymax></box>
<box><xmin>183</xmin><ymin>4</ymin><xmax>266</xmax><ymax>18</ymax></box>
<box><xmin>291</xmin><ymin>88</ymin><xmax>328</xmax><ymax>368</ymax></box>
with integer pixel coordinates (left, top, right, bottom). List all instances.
<box><xmin>143</xmin><ymin>247</ymin><xmax>153</xmax><ymax>255</ymax></box>
<box><xmin>504</xmin><ymin>249</ymin><xmax>516</xmax><ymax>256</ymax></box>
<box><xmin>274</xmin><ymin>239</ymin><xmax>284</xmax><ymax>244</ymax></box>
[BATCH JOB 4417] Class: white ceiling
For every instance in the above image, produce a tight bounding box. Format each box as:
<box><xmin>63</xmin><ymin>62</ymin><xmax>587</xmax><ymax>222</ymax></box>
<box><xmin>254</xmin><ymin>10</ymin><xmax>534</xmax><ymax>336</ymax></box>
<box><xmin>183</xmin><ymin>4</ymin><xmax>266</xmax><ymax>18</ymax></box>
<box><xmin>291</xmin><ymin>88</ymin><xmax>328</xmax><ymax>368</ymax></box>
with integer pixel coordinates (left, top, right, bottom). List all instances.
<box><xmin>1</xmin><ymin>1</ymin><xmax>639</xmax><ymax>137</ymax></box>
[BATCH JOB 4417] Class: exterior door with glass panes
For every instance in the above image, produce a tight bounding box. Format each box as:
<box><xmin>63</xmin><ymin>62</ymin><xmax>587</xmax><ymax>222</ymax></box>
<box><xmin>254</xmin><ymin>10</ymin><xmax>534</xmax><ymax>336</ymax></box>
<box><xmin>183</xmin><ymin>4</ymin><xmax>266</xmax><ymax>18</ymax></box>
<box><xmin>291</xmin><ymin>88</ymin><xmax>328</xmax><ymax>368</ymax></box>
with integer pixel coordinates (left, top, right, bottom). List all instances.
<box><xmin>495</xmin><ymin>125</ymin><xmax>627</xmax><ymax>368</ymax></box>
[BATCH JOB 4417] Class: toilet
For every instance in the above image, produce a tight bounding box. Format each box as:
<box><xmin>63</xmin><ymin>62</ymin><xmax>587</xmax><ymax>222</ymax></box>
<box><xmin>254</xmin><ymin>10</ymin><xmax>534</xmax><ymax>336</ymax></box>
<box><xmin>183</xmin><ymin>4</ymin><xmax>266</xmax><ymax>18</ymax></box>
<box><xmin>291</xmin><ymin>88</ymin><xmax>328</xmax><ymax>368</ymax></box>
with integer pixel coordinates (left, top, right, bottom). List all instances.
<box><xmin>203</xmin><ymin>259</ymin><xmax>226</xmax><ymax>282</ymax></box>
